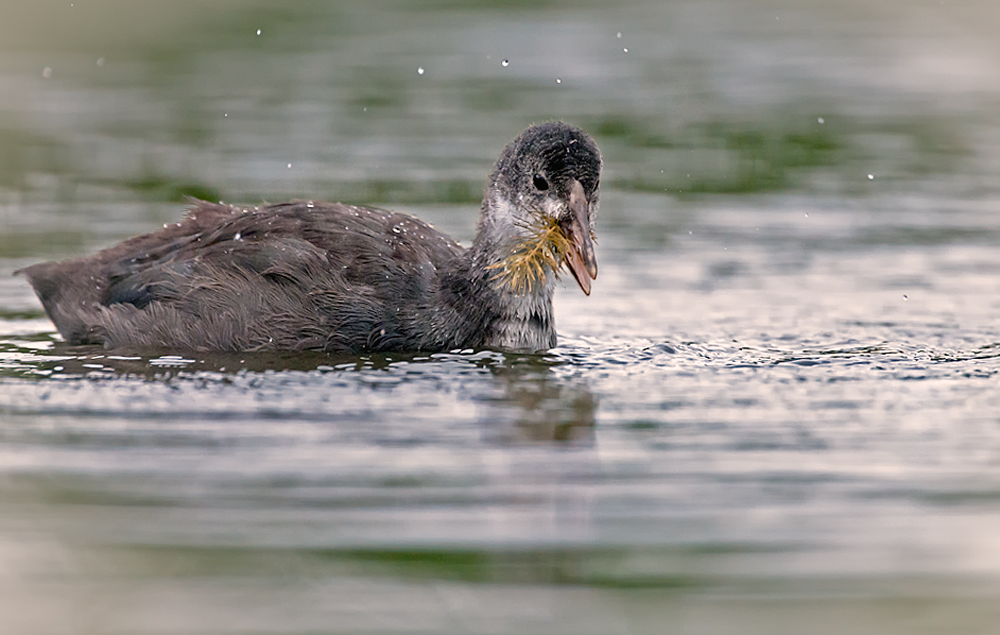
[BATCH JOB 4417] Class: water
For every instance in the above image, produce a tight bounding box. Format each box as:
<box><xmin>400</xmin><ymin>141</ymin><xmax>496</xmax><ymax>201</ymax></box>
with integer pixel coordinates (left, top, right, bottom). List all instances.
<box><xmin>3</xmin><ymin>1</ymin><xmax>1000</xmax><ymax>633</ymax></box>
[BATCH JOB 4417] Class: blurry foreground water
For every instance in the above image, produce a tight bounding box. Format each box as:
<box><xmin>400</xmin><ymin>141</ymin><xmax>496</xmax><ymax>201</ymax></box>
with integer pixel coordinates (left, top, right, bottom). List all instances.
<box><xmin>3</xmin><ymin>1</ymin><xmax>1000</xmax><ymax>633</ymax></box>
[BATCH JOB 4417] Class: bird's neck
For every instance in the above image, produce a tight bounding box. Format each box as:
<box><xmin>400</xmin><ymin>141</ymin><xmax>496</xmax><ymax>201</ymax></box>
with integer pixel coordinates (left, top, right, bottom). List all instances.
<box><xmin>459</xmin><ymin>211</ymin><xmax>557</xmax><ymax>352</ymax></box>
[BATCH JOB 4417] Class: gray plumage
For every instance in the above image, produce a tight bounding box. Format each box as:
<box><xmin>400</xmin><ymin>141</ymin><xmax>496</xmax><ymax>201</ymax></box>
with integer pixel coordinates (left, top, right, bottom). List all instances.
<box><xmin>20</xmin><ymin>122</ymin><xmax>602</xmax><ymax>353</ymax></box>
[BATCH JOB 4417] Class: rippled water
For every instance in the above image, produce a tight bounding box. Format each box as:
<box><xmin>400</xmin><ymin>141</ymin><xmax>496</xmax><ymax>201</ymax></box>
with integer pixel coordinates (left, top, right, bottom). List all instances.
<box><xmin>3</xmin><ymin>1</ymin><xmax>1000</xmax><ymax>633</ymax></box>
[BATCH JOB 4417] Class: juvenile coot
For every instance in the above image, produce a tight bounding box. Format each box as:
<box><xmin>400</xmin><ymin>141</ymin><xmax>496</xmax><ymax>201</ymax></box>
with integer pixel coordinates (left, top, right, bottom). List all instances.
<box><xmin>20</xmin><ymin>122</ymin><xmax>602</xmax><ymax>353</ymax></box>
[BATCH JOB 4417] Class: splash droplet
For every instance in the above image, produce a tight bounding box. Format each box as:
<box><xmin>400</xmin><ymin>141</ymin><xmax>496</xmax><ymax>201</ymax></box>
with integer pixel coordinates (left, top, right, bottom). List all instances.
<box><xmin>817</xmin><ymin>117</ymin><xmax>824</xmax><ymax>124</ymax></box>
<box><xmin>96</xmin><ymin>58</ymin><xmax>105</xmax><ymax>67</ymax></box>
<box><xmin>555</xmin><ymin>78</ymin><xmax>561</xmax><ymax>84</ymax></box>
<box><xmin>287</xmin><ymin>163</ymin><xmax>292</xmax><ymax>168</ymax></box>
<box><xmin>42</xmin><ymin>67</ymin><xmax>52</xmax><ymax>79</ymax></box>
<box><xmin>868</xmin><ymin>173</ymin><xmax>874</xmax><ymax>180</ymax></box>
<box><xmin>623</xmin><ymin>47</ymin><xmax>628</xmax><ymax>53</ymax></box>
<box><xmin>617</xmin><ymin>32</ymin><xmax>622</xmax><ymax>39</ymax></box>
<box><xmin>417</xmin><ymin>66</ymin><xmax>424</xmax><ymax>75</ymax></box>
<box><xmin>256</xmin><ymin>29</ymin><xmax>261</xmax><ymax>35</ymax></box>
<box><xmin>501</xmin><ymin>59</ymin><xmax>509</xmax><ymax>67</ymax></box>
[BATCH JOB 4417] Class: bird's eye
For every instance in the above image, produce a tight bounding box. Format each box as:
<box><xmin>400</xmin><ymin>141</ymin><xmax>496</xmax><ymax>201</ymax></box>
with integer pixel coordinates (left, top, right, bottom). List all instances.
<box><xmin>532</xmin><ymin>174</ymin><xmax>549</xmax><ymax>191</ymax></box>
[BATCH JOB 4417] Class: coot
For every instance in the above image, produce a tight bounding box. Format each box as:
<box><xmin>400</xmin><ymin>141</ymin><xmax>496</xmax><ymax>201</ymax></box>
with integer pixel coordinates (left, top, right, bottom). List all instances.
<box><xmin>21</xmin><ymin>122</ymin><xmax>602</xmax><ymax>353</ymax></box>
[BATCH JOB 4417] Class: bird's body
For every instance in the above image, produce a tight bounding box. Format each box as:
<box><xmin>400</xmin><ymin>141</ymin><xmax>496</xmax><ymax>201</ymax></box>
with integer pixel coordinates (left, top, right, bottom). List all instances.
<box><xmin>20</xmin><ymin>122</ymin><xmax>602</xmax><ymax>353</ymax></box>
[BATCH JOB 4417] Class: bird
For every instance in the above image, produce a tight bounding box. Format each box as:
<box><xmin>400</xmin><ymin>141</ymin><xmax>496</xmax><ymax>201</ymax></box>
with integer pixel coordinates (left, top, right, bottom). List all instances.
<box><xmin>19</xmin><ymin>122</ymin><xmax>602</xmax><ymax>354</ymax></box>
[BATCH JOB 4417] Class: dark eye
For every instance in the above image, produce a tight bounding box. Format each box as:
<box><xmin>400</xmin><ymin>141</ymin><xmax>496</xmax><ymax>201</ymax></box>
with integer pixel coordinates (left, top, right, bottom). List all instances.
<box><xmin>532</xmin><ymin>174</ymin><xmax>549</xmax><ymax>191</ymax></box>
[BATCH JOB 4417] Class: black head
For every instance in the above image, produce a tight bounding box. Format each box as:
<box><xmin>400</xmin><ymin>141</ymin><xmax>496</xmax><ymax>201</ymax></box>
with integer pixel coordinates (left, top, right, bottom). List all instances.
<box><xmin>484</xmin><ymin>122</ymin><xmax>602</xmax><ymax>295</ymax></box>
<box><xmin>490</xmin><ymin>121</ymin><xmax>602</xmax><ymax>213</ymax></box>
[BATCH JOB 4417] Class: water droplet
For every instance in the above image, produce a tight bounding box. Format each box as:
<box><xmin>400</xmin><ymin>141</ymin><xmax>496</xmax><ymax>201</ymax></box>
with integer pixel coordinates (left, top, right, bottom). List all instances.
<box><xmin>555</xmin><ymin>78</ymin><xmax>561</xmax><ymax>84</ymax></box>
<box><xmin>306</xmin><ymin>201</ymin><xmax>314</xmax><ymax>208</ymax></box>
<box><xmin>903</xmin><ymin>294</ymin><xmax>909</xmax><ymax>300</ymax></box>
<box><xmin>363</xmin><ymin>106</ymin><xmax>367</xmax><ymax>112</ymax></box>
<box><xmin>817</xmin><ymin>117</ymin><xmax>824</xmax><ymax>124</ymax></box>
<box><xmin>96</xmin><ymin>58</ymin><xmax>105</xmax><ymax>67</ymax></box>
<box><xmin>804</xmin><ymin>212</ymin><xmax>809</xmax><ymax>218</ymax></box>
<box><xmin>392</xmin><ymin>226</ymin><xmax>401</xmax><ymax>234</ymax></box>
<box><xmin>623</xmin><ymin>47</ymin><xmax>628</xmax><ymax>53</ymax></box>
<box><xmin>224</xmin><ymin>113</ymin><xmax>228</xmax><ymax>117</ymax></box>
<box><xmin>234</xmin><ymin>232</ymin><xmax>241</xmax><ymax>241</ymax></box>
<box><xmin>42</xmin><ymin>67</ymin><xmax>52</xmax><ymax>79</ymax></box>
<box><xmin>256</xmin><ymin>29</ymin><xmax>261</xmax><ymax>35</ymax></box>
<box><xmin>501</xmin><ymin>59</ymin><xmax>509</xmax><ymax>67</ymax></box>
<box><xmin>868</xmin><ymin>173</ymin><xmax>874</xmax><ymax>180</ymax></box>
<box><xmin>417</xmin><ymin>66</ymin><xmax>424</xmax><ymax>75</ymax></box>
<box><xmin>616</xmin><ymin>32</ymin><xmax>622</xmax><ymax>39</ymax></box>
<box><xmin>287</xmin><ymin>163</ymin><xmax>292</xmax><ymax>168</ymax></box>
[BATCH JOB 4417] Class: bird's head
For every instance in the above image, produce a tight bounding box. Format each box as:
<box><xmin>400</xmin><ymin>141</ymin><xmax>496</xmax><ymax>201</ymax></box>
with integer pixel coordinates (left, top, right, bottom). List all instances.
<box><xmin>481</xmin><ymin>122</ymin><xmax>602</xmax><ymax>296</ymax></box>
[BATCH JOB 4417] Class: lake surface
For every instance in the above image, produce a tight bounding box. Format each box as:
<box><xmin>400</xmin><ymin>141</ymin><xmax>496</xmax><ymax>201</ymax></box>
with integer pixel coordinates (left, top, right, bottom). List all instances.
<box><xmin>3</xmin><ymin>1</ymin><xmax>1000</xmax><ymax>633</ymax></box>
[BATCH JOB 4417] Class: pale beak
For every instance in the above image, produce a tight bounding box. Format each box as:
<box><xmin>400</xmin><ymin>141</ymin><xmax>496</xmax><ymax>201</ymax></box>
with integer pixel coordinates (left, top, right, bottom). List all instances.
<box><xmin>560</xmin><ymin>179</ymin><xmax>598</xmax><ymax>295</ymax></box>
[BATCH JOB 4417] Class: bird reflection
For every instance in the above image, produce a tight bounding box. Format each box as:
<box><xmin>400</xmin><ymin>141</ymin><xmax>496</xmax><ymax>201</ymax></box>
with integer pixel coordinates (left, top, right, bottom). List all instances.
<box><xmin>19</xmin><ymin>341</ymin><xmax>596</xmax><ymax>445</ymax></box>
<box><xmin>476</xmin><ymin>355</ymin><xmax>596</xmax><ymax>445</ymax></box>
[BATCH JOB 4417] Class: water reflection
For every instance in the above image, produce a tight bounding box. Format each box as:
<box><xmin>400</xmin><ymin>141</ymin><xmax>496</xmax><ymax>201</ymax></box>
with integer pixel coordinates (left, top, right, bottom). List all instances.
<box><xmin>0</xmin><ymin>336</ymin><xmax>596</xmax><ymax>445</ymax></box>
<box><xmin>478</xmin><ymin>356</ymin><xmax>597</xmax><ymax>445</ymax></box>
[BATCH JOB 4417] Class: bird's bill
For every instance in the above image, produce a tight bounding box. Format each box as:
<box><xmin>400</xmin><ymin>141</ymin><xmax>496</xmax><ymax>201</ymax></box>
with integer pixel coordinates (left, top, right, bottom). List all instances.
<box><xmin>563</xmin><ymin>179</ymin><xmax>598</xmax><ymax>296</ymax></box>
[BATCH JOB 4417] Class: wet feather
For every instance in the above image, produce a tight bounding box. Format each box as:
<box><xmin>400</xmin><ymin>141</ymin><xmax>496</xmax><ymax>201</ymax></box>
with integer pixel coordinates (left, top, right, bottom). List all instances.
<box><xmin>487</xmin><ymin>207</ymin><xmax>573</xmax><ymax>294</ymax></box>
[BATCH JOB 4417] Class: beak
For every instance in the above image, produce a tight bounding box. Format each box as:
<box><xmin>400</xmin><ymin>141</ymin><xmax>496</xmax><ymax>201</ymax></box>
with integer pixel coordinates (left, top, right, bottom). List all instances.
<box><xmin>560</xmin><ymin>179</ymin><xmax>598</xmax><ymax>296</ymax></box>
